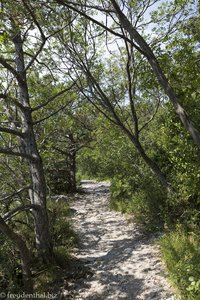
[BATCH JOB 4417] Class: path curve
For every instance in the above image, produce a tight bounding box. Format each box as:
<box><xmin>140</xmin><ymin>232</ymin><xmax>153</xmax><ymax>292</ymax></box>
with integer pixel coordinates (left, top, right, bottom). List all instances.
<box><xmin>70</xmin><ymin>181</ymin><xmax>176</xmax><ymax>300</ymax></box>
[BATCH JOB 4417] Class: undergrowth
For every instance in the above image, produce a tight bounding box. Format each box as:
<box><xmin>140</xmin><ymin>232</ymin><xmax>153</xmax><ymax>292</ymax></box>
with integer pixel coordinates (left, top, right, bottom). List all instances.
<box><xmin>109</xmin><ymin>175</ymin><xmax>167</xmax><ymax>231</ymax></box>
<box><xmin>0</xmin><ymin>198</ymin><xmax>77</xmax><ymax>294</ymax></box>
<box><xmin>160</xmin><ymin>227</ymin><xmax>200</xmax><ymax>300</ymax></box>
<box><xmin>109</xmin><ymin>175</ymin><xmax>200</xmax><ymax>299</ymax></box>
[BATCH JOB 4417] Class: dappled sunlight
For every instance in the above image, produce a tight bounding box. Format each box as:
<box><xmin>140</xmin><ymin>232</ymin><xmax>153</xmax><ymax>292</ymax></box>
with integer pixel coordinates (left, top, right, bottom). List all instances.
<box><xmin>65</xmin><ymin>181</ymin><xmax>175</xmax><ymax>300</ymax></box>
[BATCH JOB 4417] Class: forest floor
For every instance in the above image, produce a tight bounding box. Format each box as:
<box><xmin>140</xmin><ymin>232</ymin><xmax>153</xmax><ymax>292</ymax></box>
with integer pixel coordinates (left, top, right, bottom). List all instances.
<box><xmin>61</xmin><ymin>180</ymin><xmax>177</xmax><ymax>300</ymax></box>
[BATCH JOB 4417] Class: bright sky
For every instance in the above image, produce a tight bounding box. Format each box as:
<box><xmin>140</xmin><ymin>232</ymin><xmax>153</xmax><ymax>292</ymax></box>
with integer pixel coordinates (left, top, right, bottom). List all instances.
<box><xmin>94</xmin><ymin>0</ymin><xmax>167</xmax><ymax>56</ymax></box>
<box><xmin>96</xmin><ymin>0</ymin><xmax>197</xmax><ymax>56</ymax></box>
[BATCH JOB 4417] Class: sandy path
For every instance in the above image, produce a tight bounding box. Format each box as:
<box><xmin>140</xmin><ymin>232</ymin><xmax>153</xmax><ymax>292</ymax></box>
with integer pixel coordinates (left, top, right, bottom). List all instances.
<box><xmin>69</xmin><ymin>180</ymin><xmax>176</xmax><ymax>300</ymax></box>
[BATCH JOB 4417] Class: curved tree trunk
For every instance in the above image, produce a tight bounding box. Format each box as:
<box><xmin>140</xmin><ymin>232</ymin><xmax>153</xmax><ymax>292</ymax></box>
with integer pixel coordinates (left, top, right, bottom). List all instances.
<box><xmin>84</xmin><ymin>68</ymin><xmax>172</xmax><ymax>191</ymax></box>
<box><xmin>0</xmin><ymin>216</ymin><xmax>33</xmax><ymax>293</ymax></box>
<box><xmin>134</xmin><ymin>139</ymin><xmax>172</xmax><ymax>191</ymax></box>
<box><xmin>55</xmin><ymin>0</ymin><xmax>200</xmax><ymax>147</ymax></box>
<box><xmin>111</xmin><ymin>0</ymin><xmax>200</xmax><ymax>149</ymax></box>
<box><xmin>119</xmin><ymin>124</ymin><xmax>172</xmax><ymax>191</ymax></box>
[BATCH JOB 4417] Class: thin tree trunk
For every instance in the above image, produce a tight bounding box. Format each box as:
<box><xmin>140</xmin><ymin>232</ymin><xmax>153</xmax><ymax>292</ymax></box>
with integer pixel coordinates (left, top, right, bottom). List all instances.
<box><xmin>68</xmin><ymin>153</ymin><xmax>77</xmax><ymax>193</ymax></box>
<box><xmin>77</xmin><ymin>61</ymin><xmax>172</xmax><ymax>191</ymax></box>
<box><xmin>67</xmin><ymin>133</ymin><xmax>77</xmax><ymax>193</ymax></box>
<box><xmin>11</xmin><ymin>24</ymin><xmax>53</xmax><ymax>262</ymax></box>
<box><xmin>111</xmin><ymin>0</ymin><xmax>200</xmax><ymax>148</ymax></box>
<box><xmin>120</xmin><ymin>125</ymin><xmax>172</xmax><ymax>191</ymax></box>
<box><xmin>135</xmin><ymin>139</ymin><xmax>171</xmax><ymax>190</ymax></box>
<box><xmin>0</xmin><ymin>216</ymin><xmax>33</xmax><ymax>293</ymax></box>
<box><xmin>85</xmin><ymin>71</ymin><xmax>172</xmax><ymax>190</ymax></box>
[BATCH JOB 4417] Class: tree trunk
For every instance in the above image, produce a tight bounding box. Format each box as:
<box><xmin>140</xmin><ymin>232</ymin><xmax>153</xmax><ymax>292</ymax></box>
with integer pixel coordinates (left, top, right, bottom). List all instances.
<box><xmin>134</xmin><ymin>139</ymin><xmax>172</xmax><ymax>191</ymax></box>
<box><xmin>11</xmin><ymin>24</ymin><xmax>53</xmax><ymax>262</ymax></box>
<box><xmin>67</xmin><ymin>133</ymin><xmax>77</xmax><ymax>193</ymax></box>
<box><xmin>122</xmin><ymin>126</ymin><xmax>172</xmax><ymax>192</ymax></box>
<box><xmin>0</xmin><ymin>216</ymin><xmax>33</xmax><ymax>293</ymax></box>
<box><xmin>111</xmin><ymin>0</ymin><xmax>200</xmax><ymax>149</ymax></box>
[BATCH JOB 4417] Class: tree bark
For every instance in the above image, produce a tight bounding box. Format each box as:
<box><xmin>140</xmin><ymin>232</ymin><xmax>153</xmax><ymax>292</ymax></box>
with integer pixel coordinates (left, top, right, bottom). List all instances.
<box><xmin>11</xmin><ymin>24</ymin><xmax>53</xmax><ymax>262</ymax></box>
<box><xmin>67</xmin><ymin>133</ymin><xmax>77</xmax><ymax>193</ymax></box>
<box><xmin>0</xmin><ymin>216</ymin><xmax>33</xmax><ymax>293</ymax></box>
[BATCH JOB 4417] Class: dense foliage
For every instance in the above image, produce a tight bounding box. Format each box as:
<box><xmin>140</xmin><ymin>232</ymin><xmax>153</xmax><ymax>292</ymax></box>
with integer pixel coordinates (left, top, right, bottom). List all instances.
<box><xmin>0</xmin><ymin>0</ymin><xmax>199</xmax><ymax>298</ymax></box>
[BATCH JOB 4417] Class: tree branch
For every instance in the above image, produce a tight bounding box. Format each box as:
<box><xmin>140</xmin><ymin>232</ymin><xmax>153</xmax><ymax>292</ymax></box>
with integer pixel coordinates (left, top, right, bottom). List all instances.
<box><xmin>0</xmin><ymin>186</ymin><xmax>31</xmax><ymax>203</ymax></box>
<box><xmin>110</xmin><ymin>0</ymin><xmax>200</xmax><ymax>148</ymax></box>
<box><xmin>123</xmin><ymin>31</ymin><xmax>139</xmax><ymax>138</ymax></box>
<box><xmin>25</xmin><ymin>40</ymin><xmax>46</xmax><ymax>71</ymax></box>
<box><xmin>22</xmin><ymin>0</ymin><xmax>46</xmax><ymax>40</ymax></box>
<box><xmin>33</xmin><ymin>101</ymin><xmax>72</xmax><ymax>124</ymax></box>
<box><xmin>32</xmin><ymin>82</ymin><xmax>76</xmax><ymax>112</ymax></box>
<box><xmin>52</xmin><ymin>146</ymin><xmax>67</xmax><ymax>156</ymax></box>
<box><xmin>3</xmin><ymin>204</ymin><xmax>41</xmax><ymax>222</ymax></box>
<box><xmin>0</xmin><ymin>148</ymin><xmax>34</xmax><ymax>160</ymax></box>
<box><xmin>0</xmin><ymin>93</ymin><xmax>26</xmax><ymax>112</ymax></box>
<box><xmin>60</xmin><ymin>1</ymin><xmax>115</xmax><ymax>13</ymax></box>
<box><xmin>0</xmin><ymin>57</ymin><xmax>24</xmax><ymax>84</ymax></box>
<box><xmin>55</xmin><ymin>0</ymin><xmax>146</xmax><ymax>56</ymax></box>
<box><xmin>21</xmin><ymin>0</ymin><xmax>47</xmax><ymax>71</ymax></box>
<box><xmin>0</xmin><ymin>126</ymin><xmax>24</xmax><ymax>137</ymax></box>
<box><xmin>139</xmin><ymin>97</ymin><xmax>161</xmax><ymax>133</ymax></box>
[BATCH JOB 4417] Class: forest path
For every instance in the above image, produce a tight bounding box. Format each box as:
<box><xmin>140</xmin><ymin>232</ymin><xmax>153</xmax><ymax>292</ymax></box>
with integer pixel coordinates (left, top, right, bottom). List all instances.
<box><xmin>69</xmin><ymin>180</ymin><xmax>176</xmax><ymax>300</ymax></box>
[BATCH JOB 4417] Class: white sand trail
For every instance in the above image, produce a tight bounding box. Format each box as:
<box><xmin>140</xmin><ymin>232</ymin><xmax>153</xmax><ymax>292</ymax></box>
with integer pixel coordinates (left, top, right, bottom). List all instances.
<box><xmin>69</xmin><ymin>181</ymin><xmax>176</xmax><ymax>300</ymax></box>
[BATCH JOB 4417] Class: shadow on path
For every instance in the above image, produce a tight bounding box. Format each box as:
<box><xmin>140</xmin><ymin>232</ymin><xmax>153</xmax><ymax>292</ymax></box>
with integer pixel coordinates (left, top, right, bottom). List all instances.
<box><xmin>64</xmin><ymin>181</ymin><xmax>175</xmax><ymax>300</ymax></box>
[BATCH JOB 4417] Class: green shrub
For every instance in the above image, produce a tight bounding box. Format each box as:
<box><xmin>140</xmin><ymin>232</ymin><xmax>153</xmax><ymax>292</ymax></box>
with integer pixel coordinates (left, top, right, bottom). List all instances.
<box><xmin>160</xmin><ymin>227</ymin><xmax>200</xmax><ymax>300</ymax></box>
<box><xmin>46</xmin><ymin>161</ymin><xmax>72</xmax><ymax>194</ymax></box>
<box><xmin>0</xmin><ymin>199</ymin><xmax>77</xmax><ymax>293</ymax></box>
<box><xmin>110</xmin><ymin>174</ymin><xmax>167</xmax><ymax>231</ymax></box>
<box><xmin>48</xmin><ymin>198</ymin><xmax>77</xmax><ymax>253</ymax></box>
<box><xmin>0</xmin><ymin>209</ymin><xmax>36</xmax><ymax>293</ymax></box>
<box><xmin>33</xmin><ymin>199</ymin><xmax>78</xmax><ymax>292</ymax></box>
<box><xmin>0</xmin><ymin>236</ymin><xmax>22</xmax><ymax>293</ymax></box>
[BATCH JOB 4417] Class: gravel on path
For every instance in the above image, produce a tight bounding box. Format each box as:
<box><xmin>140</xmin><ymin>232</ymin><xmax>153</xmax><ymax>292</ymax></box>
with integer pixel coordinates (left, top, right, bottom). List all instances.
<box><xmin>68</xmin><ymin>180</ymin><xmax>176</xmax><ymax>300</ymax></box>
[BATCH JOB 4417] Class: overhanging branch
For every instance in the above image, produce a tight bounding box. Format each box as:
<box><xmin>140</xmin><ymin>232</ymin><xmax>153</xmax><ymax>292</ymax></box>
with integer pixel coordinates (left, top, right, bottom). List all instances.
<box><xmin>0</xmin><ymin>126</ymin><xmax>24</xmax><ymax>137</ymax></box>
<box><xmin>0</xmin><ymin>93</ymin><xmax>26</xmax><ymax>112</ymax></box>
<box><xmin>32</xmin><ymin>82</ymin><xmax>76</xmax><ymax>112</ymax></box>
<box><xmin>3</xmin><ymin>204</ymin><xmax>42</xmax><ymax>222</ymax></box>
<box><xmin>0</xmin><ymin>186</ymin><xmax>31</xmax><ymax>203</ymax></box>
<box><xmin>0</xmin><ymin>57</ymin><xmax>24</xmax><ymax>84</ymax></box>
<box><xmin>55</xmin><ymin>0</ymin><xmax>146</xmax><ymax>56</ymax></box>
<box><xmin>0</xmin><ymin>148</ymin><xmax>34</xmax><ymax>160</ymax></box>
